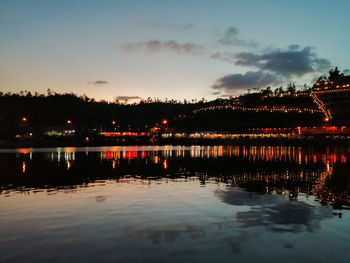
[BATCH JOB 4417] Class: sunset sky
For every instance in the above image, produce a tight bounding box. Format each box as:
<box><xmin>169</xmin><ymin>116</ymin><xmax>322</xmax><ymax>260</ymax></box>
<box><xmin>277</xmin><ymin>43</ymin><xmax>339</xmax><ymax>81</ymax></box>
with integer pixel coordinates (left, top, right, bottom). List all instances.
<box><xmin>1</xmin><ymin>0</ymin><xmax>349</xmax><ymax>102</ymax></box>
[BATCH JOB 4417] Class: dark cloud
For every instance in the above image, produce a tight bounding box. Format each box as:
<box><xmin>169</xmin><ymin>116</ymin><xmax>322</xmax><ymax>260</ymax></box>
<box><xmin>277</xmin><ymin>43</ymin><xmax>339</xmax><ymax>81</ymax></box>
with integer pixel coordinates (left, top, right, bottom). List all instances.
<box><xmin>219</xmin><ymin>26</ymin><xmax>258</xmax><ymax>48</ymax></box>
<box><xmin>91</xmin><ymin>80</ymin><xmax>108</xmax><ymax>85</ymax></box>
<box><xmin>115</xmin><ymin>96</ymin><xmax>142</xmax><ymax>101</ymax></box>
<box><xmin>212</xmin><ymin>71</ymin><xmax>280</xmax><ymax>93</ymax></box>
<box><xmin>234</xmin><ymin>45</ymin><xmax>331</xmax><ymax>77</ymax></box>
<box><xmin>210</xmin><ymin>45</ymin><xmax>331</xmax><ymax>94</ymax></box>
<box><xmin>122</xmin><ymin>40</ymin><xmax>204</xmax><ymax>55</ymax></box>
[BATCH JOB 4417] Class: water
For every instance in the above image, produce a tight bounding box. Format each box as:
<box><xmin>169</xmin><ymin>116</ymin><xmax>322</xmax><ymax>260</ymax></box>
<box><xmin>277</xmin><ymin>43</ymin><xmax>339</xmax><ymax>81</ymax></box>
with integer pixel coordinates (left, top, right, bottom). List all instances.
<box><xmin>1</xmin><ymin>145</ymin><xmax>350</xmax><ymax>262</ymax></box>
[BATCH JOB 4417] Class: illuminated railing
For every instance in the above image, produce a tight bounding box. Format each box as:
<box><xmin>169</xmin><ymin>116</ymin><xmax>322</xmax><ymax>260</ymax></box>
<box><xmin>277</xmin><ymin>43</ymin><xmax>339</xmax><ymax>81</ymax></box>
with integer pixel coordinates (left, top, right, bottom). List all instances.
<box><xmin>312</xmin><ymin>87</ymin><xmax>350</xmax><ymax>94</ymax></box>
<box><xmin>99</xmin><ymin>132</ymin><xmax>147</xmax><ymax>137</ymax></box>
<box><xmin>193</xmin><ymin>105</ymin><xmax>322</xmax><ymax>114</ymax></box>
<box><xmin>162</xmin><ymin>127</ymin><xmax>350</xmax><ymax>140</ymax></box>
<box><xmin>162</xmin><ymin>132</ymin><xmax>295</xmax><ymax>140</ymax></box>
<box><xmin>310</xmin><ymin>92</ymin><xmax>332</xmax><ymax>120</ymax></box>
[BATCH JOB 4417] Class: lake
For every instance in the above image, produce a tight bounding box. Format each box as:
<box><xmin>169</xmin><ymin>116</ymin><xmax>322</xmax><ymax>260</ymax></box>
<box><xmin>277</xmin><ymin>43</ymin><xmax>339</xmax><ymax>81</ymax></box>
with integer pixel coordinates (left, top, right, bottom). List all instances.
<box><xmin>1</xmin><ymin>145</ymin><xmax>350</xmax><ymax>262</ymax></box>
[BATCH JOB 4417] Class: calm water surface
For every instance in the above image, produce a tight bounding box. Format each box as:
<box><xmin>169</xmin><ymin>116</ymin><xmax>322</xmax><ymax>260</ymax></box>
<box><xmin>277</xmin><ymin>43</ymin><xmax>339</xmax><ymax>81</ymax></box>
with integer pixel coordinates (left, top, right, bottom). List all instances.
<box><xmin>1</xmin><ymin>145</ymin><xmax>350</xmax><ymax>262</ymax></box>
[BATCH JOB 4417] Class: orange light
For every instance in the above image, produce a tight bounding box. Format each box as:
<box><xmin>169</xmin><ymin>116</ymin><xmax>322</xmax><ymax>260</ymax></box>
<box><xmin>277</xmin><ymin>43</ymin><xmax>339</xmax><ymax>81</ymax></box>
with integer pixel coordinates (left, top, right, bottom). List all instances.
<box><xmin>67</xmin><ymin>120</ymin><xmax>72</xmax><ymax>124</ymax></box>
<box><xmin>324</xmin><ymin>117</ymin><xmax>329</xmax><ymax>122</ymax></box>
<box><xmin>22</xmin><ymin>161</ymin><xmax>26</xmax><ymax>173</ymax></box>
<box><xmin>162</xmin><ymin>120</ymin><xmax>168</xmax><ymax>125</ymax></box>
<box><xmin>17</xmin><ymin>148</ymin><xmax>30</xmax><ymax>154</ymax></box>
<box><xmin>112</xmin><ymin>120</ymin><xmax>116</xmax><ymax>125</ymax></box>
<box><xmin>22</xmin><ymin>117</ymin><xmax>27</xmax><ymax>122</ymax></box>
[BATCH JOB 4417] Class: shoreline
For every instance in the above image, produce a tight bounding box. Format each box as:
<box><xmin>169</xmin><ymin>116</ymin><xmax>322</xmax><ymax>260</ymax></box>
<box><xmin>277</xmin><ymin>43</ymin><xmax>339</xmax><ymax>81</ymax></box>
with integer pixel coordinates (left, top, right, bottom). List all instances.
<box><xmin>1</xmin><ymin>137</ymin><xmax>349</xmax><ymax>150</ymax></box>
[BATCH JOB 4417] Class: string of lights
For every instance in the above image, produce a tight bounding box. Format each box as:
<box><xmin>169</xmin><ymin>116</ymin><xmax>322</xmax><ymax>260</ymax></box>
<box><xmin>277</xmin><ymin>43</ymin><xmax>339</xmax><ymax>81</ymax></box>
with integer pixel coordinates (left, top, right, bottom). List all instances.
<box><xmin>193</xmin><ymin>105</ymin><xmax>322</xmax><ymax>114</ymax></box>
<box><xmin>310</xmin><ymin>92</ymin><xmax>332</xmax><ymax>121</ymax></box>
<box><xmin>312</xmin><ymin>87</ymin><xmax>350</xmax><ymax>94</ymax></box>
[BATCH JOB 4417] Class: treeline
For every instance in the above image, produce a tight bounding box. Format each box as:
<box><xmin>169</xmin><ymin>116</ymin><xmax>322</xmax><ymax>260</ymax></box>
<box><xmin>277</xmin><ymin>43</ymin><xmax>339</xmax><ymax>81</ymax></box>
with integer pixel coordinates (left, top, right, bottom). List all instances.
<box><xmin>0</xmin><ymin>89</ymin><xmax>209</xmax><ymax>105</ymax></box>
<box><xmin>0</xmin><ymin>90</ymin><xmax>207</xmax><ymax>135</ymax></box>
<box><xmin>0</xmin><ymin>87</ymin><xmax>322</xmax><ymax>142</ymax></box>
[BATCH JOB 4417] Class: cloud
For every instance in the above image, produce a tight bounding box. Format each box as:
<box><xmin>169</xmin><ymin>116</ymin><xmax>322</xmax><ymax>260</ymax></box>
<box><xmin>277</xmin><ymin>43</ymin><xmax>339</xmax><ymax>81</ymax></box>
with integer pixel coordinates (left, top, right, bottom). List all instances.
<box><xmin>210</xmin><ymin>45</ymin><xmax>331</xmax><ymax>94</ymax></box>
<box><xmin>122</xmin><ymin>40</ymin><xmax>204</xmax><ymax>55</ymax></box>
<box><xmin>115</xmin><ymin>96</ymin><xmax>142</xmax><ymax>101</ymax></box>
<box><xmin>90</xmin><ymin>80</ymin><xmax>108</xmax><ymax>85</ymax></box>
<box><xmin>211</xmin><ymin>52</ymin><xmax>236</xmax><ymax>64</ymax></box>
<box><xmin>146</xmin><ymin>22</ymin><xmax>194</xmax><ymax>31</ymax></box>
<box><xmin>212</xmin><ymin>71</ymin><xmax>280</xmax><ymax>93</ymax></box>
<box><xmin>234</xmin><ymin>45</ymin><xmax>331</xmax><ymax>77</ymax></box>
<box><xmin>219</xmin><ymin>26</ymin><xmax>258</xmax><ymax>48</ymax></box>
<box><xmin>221</xmin><ymin>26</ymin><xmax>239</xmax><ymax>39</ymax></box>
<box><xmin>169</xmin><ymin>23</ymin><xmax>194</xmax><ymax>31</ymax></box>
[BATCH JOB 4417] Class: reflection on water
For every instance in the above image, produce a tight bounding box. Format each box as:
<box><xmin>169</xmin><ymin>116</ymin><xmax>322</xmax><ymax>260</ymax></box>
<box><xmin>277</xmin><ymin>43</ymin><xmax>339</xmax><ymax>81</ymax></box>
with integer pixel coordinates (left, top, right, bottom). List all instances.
<box><xmin>1</xmin><ymin>146</ymin><xmax>350</xmax><ymax>262</ymax></box>
<box><xmin>1</xmin><ymin>146</ymin><xmax>350</xmax><ymax>208</ymax></box>
<box><xmin>216</xmin><ymin>187</ymin><xmax>333</xmax><ymax>233</ymax></box>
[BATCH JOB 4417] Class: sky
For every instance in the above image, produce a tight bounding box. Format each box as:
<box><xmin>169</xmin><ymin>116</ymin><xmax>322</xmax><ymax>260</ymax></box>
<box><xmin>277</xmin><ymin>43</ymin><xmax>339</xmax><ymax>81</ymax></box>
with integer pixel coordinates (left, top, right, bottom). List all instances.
<box><xmin>1</xmin><ymin>0</ymin><xmax>349</xmax><ymax>102</ymax></box>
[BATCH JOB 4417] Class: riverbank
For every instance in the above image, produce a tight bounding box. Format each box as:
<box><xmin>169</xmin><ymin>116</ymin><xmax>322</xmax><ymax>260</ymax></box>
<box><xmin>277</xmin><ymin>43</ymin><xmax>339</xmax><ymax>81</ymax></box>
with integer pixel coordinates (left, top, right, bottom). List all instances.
<box><xmin>1</xmin><ymin>136</ymin><xmax>349</xmax><ymax>149</ymax></box>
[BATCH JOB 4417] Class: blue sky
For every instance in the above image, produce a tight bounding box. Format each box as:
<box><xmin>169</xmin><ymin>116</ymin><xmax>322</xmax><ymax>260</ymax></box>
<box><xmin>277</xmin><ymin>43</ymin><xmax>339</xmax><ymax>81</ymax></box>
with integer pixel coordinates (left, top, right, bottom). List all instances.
<box><xmin>1</xmin><ymin>0</ymin><xmax>349</xmax><ymax>101</ymax></box>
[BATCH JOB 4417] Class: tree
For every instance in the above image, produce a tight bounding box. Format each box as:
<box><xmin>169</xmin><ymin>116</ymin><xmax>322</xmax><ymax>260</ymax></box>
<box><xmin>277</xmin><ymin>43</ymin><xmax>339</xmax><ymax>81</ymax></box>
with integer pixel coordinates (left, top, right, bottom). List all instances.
<box><xmin>260</xmin><ymin>87</ymin><xmax>272</xmax><ymax>96</ymax></box>
<box><xmin>302</xmin><ymin>84</ymin><xmax>311</xmax><ymax>92</ymax></box>
<box><xmin>328</xmin><ymin>67</ymin><xmax>342</xmax><ymax>82</ymax></box>
<box><xmin>287</xmin><ymin>83</ymin><xmax>296</xmax><ymax>94</ymax></box>
<box><xmin>47</xmin><ymin>89</ymin><xmax>53</xmax><ymax>96</ymax></box>
<box><xmin>274</xmin><ymin>87</ymin><xmax>284</xmax><ymax>96</ymax></box>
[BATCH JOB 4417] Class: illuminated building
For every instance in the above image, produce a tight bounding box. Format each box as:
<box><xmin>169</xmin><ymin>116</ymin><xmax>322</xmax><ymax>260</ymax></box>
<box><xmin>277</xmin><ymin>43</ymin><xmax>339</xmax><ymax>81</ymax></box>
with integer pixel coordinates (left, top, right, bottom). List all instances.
<box><xmin>43</xmin><ymin>128</ymin><xmax>75</xmax><ymax>137</ymax></box>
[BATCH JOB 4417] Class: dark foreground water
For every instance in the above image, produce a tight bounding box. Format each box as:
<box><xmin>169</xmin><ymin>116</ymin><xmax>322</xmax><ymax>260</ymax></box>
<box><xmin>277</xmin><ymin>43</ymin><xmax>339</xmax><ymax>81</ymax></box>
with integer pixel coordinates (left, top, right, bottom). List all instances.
<box><xmin>1</xmin><ymin>145</ymin><xmax>350</xmax><ymax>262</ymax></box>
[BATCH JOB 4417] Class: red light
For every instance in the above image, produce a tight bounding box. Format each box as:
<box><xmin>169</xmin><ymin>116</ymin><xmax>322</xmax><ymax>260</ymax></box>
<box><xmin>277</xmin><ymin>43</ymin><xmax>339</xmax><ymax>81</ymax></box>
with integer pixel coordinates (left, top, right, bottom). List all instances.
<box><xmin>112</xmin><ymin>121</ymin><xmax>116</xmax><ymax>125</ymax></box>
<box><xmin>22</xmin><ymin>117</ymin><xmax>27</xmax><ymax>122</ymax></box>
<box><xmin>67</xmin><ymin>120</ymin><xmax>72</xmax><ymax>124</ymax></box>
<box><xmin>324</xmin><ymin>117</ymin><xmax>329</xmax><ymax>122</ymax></box>
<box><xmin>162</xmin><ymin>120</ymin><xmax>168</xmax><ymax>125</ymax></box>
